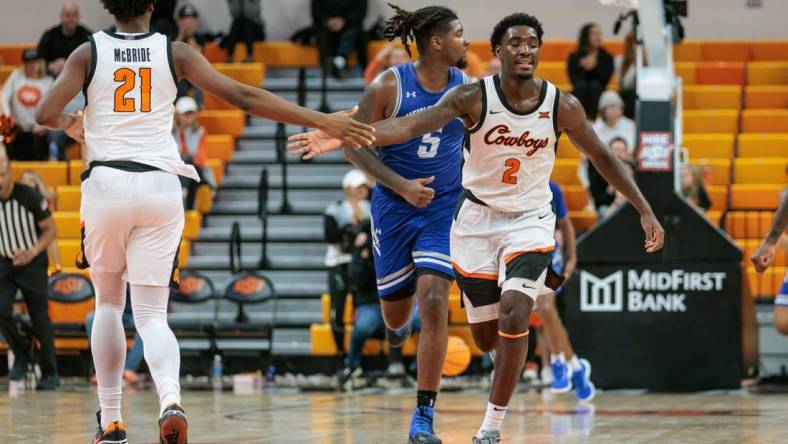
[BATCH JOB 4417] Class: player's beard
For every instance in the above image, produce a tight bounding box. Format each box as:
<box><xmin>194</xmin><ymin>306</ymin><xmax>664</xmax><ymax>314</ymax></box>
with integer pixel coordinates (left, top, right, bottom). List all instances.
<box><xmin>455</xmin><ymin>56</ymin><xmax>468</xmax><ymax>69</ymax></box>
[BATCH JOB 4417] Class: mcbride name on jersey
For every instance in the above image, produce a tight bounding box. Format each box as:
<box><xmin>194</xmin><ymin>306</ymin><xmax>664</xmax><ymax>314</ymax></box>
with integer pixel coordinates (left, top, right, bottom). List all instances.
<box><xmin>464</xmin><ymin>75</ymin><xmax>560</xmax><ymax>213</ymax></box>
<box><xmin>377</xmin><ymin>62</ymin><xmax>467</xmax><ymax>201</ymax></box>
<box><xmin>83</xmin><ymin>28</ymin><xmax>198</xmax><ymax>181</ymax></box>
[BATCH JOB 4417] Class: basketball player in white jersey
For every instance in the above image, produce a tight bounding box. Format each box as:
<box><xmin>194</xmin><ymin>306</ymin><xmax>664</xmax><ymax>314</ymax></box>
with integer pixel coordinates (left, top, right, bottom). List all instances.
<box><xmin>290</xmin><ymin>13</ymin><xmax>664</xmax><ymax>443</ymax></box>
<box><xmin>35</xmin><ymin>1</ymin><xmax>374</xmax><ymax>443</ymax></box>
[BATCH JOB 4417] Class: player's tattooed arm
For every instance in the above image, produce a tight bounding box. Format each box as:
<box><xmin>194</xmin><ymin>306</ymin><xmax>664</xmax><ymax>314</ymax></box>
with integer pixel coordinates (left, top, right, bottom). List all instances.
<box><xmin>558</xmin><ymin>93</ymin><xmax>665</xmax><ymax>253</ymax></box>
<box><xmin>751</xmin><ymin>187</ymin><xmax>788</xmax><ymax>272</ymax></box>
<box><xmin>35</xmin><ymin>42</ymin><xmax>90</xmax><ymax>142</ymax></box>
<box><xmin>370</xmin><ymin>82</ymin><xmax>482</xmax><ymax>146</ymax></box>
<box><xmin>173</xmin><ymin>42</ymin><xmax>374</xmax><ymax>148</ymax></box>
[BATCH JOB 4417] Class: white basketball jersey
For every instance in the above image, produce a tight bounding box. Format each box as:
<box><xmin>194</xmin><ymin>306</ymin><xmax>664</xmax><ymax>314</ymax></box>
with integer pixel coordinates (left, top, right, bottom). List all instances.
<box><xmin>83</xmin><ymin>29</ymin><xmax>198</xmax><ymax>181</ymax></box>
<box><xmin>463</xmin><ymin>76</ymin><xmax>560</xmax><ymax>212</ymax></box>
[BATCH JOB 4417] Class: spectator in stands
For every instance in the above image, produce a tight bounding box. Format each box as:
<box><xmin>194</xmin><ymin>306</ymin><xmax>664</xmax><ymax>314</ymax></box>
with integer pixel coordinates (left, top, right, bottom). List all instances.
<box><xmin>0</xmin><ymin>49</ymin><xmax>53</xmax><ymax>161</ymax></box>
<box><xmin>593</xmin><ymin>90</ymin><xmax>636</xmax><ymax>152</ymax></box>
<box><xmin>172</xmin><ymin>97</ymin><xmax>213</xmax><ymax>210</ymax></box>
<box><xmin>324</xmin><ymin>170</ymin><xmax>371</xmax><ymax>363</ymax></box>
<box><xmin>567</xmin><ymin>23</ymin><xmax>614</xmax><ymax>120</ymax></box>
<box><xmin>151</xmin><ymin>0</ymin><xmax>178</xmax><ymax>39</ymax></box>
<box><xmin>312</xmin><ymin>0</ymin><xmax>368</xmax><ymax>78</ymax></box>
<box><xmin>587</xmin><ymin>137</ymin><xmax>633</xmax><ymax>217</ymax></box>
<box><xmin>0</xmin><ymin>151</ymin><xmax>60</xmax><ymax>389</ymax></box>
<box><xmin>19</xmin><ymin>171</ymin><xmax>62</xmax><ymax>274</ymax></box>
<box><xmin>680</xmin><ymin>165</ymin><xmax>711</xmax><ymax>212</ymax></box>
<box><xmin>36</xmin><ymin>1</ymin><xmax>92</xmax><ymax>78</ymax></box>
<box><xmin>363</xmin><ymin>44</ymin><xmax>410</xmax><ymax>85</ymax></box>
<box><xmin>224</xmin><ymin>0</ymin><xmax>266</xmax><ymax>63</ymax></box>
<box><xmin>86</xmin><ymin>289</ymin><xmax>144</xmax><ymax>384</ymax></box>
<box><xmin>616</xmin><ymin>30</ymin><xmax>642</xmax><ymax>119</ymax></box>
<box><xmin>175</xmin><ymin>4</ymin><xmax>205</xmax><ymax>106</ymax></box>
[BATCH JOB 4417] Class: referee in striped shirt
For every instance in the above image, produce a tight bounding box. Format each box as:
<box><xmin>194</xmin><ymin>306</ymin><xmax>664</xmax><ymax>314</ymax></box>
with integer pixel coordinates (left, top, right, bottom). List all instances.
<box><xmin>0</xmin><ymin>146</ymin><xmax>60</xmax><ymax>389</ymax></box>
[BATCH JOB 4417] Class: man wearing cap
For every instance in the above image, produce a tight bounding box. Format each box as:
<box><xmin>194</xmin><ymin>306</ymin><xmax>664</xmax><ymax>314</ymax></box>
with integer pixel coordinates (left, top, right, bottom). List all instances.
<box><xmin>0</xmin><ymin>49</ymin><xmax>53</xmax><ymax>160</ymax></box>
<box><xmin>36</xmin><ymin>1</ymin><xmax>92</xmax><ymax>77</ymax></box>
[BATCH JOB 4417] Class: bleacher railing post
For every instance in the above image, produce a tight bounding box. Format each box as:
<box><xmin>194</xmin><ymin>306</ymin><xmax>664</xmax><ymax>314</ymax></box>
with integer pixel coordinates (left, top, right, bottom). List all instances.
<box><xmin>318</xmin><ymin>64</ymin><xmax>331</xmax><ymax>113</ymax></box>
<box><xmin>258</xmin><ymin>168</ymin><xmax>270</xmax><ymax>269</ymax></box>
<box><xmin>229</xmin><ymin>221</ymin><xmax>242</xmax><ymax>274</ymax></box>
<box><xmin>297</xmin><ymin>67</ymin><xmax>308</xmax><ymax>132</ymax></box>
<box><xmin>276</xmin><ymin>123</ymin><xmax>292</xmax><ymax>214</ymax></box>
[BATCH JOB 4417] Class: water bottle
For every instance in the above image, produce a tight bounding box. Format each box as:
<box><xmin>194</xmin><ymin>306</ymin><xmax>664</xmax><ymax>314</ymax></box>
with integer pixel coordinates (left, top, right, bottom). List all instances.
<box><xmin>48</xmin><ymin>141</ymin><xmax>59</xmax><ymax>161</ymax></box>
<box><xmin>211</xmin><ymin>354</ymin><xmax>223</xmax><ymax>391</ymax></box>
<box><xmin>266</xmin><ymin>364</ymin><xmax>276</xmax><ymax>384</ymax></box>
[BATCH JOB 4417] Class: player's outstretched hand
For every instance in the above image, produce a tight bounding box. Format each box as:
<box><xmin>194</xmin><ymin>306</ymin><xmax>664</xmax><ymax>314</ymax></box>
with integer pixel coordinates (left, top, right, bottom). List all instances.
<box><xmin>397</xmin><ymin>176</ymin><xmax>435</xmax><ymax>208</ymax></box>
<box><xmin>750</xmin><ymin>241</ymin><xmax>775</xmax><ymax>273</ymax></box>
<box><xmin>288</xmin><ymin>129</ymin><xmax>342</xmax><ymax>160</ymax></box>
<box><xmin>65</xmin><ymin>111</ymin><xmax>85</xmax><ymax>144</ymax></box>
<box><xmin>641</xmin><ymin>212</ymin><xmax>665</xmax><ymax>253</ymax></box>
<box><xmin>320</xmin><ymin>106</ymin><xmax>375</xmax><ymax>149</ymax></box>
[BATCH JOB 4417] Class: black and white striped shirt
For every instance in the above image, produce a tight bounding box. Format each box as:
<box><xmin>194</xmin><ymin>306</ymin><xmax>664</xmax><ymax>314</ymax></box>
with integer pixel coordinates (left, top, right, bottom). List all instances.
<box><xmin>0</xmin><ymin>184</ymin><xmax>51</xmax><ymax>259</ymax></box>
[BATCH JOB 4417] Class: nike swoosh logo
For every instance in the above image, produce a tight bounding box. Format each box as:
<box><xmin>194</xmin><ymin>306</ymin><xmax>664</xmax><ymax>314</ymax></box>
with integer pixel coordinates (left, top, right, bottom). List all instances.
<box><xmin>522</xmin><ymin>284</ymin><xmax>536</xmax><ymax>290</ymax></box>
<box><xmin>538</xmin><ymin>213</ymin><xmax>550</xmax><ymax>220</ymax></box>
<box><xmin>493</xmin><ymin>407</ymin><xmax>506</xmax><ymax>411</ymax></box>
<box><xmin>490</xmin><ymin>110</ymin><xmax>504</xmax><ymax>114</ymax></box>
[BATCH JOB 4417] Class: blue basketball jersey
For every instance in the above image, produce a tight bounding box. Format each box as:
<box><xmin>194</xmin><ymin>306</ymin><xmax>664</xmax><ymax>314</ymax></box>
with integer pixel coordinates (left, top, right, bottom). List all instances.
<box><xmin>376</xmin><ymin>62</ymin><xmax>466</xmax><ymax>200</ymax></box>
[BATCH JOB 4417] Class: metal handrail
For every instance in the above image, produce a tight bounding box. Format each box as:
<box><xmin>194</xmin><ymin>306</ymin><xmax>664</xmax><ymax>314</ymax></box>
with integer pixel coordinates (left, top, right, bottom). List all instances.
<box><xmin>275</xmin><ymin>122</ymin><xmax>292</xmax><ymax>214</ymax></box>
<box><xmin>257</xmin><ymin>169</ymin><xmax>270</xmax><ymax>269</ymax></box>
<box><xmin>229</xmin><ymin>221</ymin><xmax>242</xmax><ymax>274</ymax></box>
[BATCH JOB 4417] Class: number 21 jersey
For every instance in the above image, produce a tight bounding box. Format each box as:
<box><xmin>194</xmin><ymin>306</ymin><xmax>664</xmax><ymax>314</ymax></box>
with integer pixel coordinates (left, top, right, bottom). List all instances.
<box><xmin>377</xmin><ymin>62</ymin><xmax>467</xmax><ymax>201</ymax></box>
<box><xmin>83</xmin><ymin>29</ymin><xmax>198</xmax><ymax>181</ymax></box>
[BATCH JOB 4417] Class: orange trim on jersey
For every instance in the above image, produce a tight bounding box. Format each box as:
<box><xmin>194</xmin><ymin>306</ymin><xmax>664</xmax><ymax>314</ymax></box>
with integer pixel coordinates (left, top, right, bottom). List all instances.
<box><xmin>451</xmin><ymin>262</ymin><xmax>498</xmax><ymax>281</ymax></box>
<box><xmin>503</xmin><ymin>246</ymin><xmax>555</xmax><ymax>265</ymax></box>
<box><xmin>499</xmin><ymin>330</ymin><xmax>529</xmax><ymax>339</ymax></box>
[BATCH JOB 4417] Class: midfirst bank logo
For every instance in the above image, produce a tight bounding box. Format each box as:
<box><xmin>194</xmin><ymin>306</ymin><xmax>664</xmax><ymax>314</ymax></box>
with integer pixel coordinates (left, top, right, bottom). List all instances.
<box><xmin>580</xmin><ymin>269</ymin><xmax>727</xmax><ymax>313</ymax></box>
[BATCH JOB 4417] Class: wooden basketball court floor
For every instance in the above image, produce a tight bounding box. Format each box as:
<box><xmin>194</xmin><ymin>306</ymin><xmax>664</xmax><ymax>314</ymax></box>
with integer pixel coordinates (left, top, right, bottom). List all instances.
<box><xmin>1</xmin><ymin>384</ymin><xmax>787</xmax><ymax>443</ymax></box>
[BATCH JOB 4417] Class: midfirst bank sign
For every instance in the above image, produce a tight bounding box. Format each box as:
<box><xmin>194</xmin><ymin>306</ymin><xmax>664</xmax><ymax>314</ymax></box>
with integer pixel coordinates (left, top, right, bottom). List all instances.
<box><xmin>579</xmin><ymin>269</ymin><xmax>727</xmax><ymax>313</ymax></box>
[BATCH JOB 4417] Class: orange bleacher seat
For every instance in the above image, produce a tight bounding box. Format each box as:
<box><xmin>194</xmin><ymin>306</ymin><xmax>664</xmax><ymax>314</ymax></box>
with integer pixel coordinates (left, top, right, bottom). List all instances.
<box><xmin>706</xmin><ymin>186</ymin><xmax>729</xmax><ymax>212</ymax></box>
<box><xmin>741</xmin><ymin>109</ymin><xmax>788</xmax><ymax>133</ymax></box>
<box><xmin>556</xmin><ymin>137</ymin><xmax>581</xmax><ymax>159</ymax></box>
<box><xmin>0</xmin><ymin>44</ymin><xmax>28</xmax><ymax>65</ymax></box>
<box><xmin>551</xmin><ymin>159</ymin><xmax>580</xmax><ymax>185</ymax></box>
<box><xmin>603</xmin><ymin>41</ymin><xmax>624</xmax><ymax>57</ymax></box>
<box><xmin>203</xmin><ymin>42</ymin><xmax>227</xmax><ymax>64</ymax></box>
<box><xmin>730</xmin><ymin>184</ymin><xmax>784</xmax><ymax>210</ymax></box>
<box><xmin>205</xmin><ymin>159</ymin><xmax>224</xmax><ymax>186</ymax></box>
<box><xmin>56</xmin><ymin>185</ymin><xmax>81</xmax><ymax>211</ymax></box>
<box><xmin>198</xmin><ymin>110</ymin><xmax>245</xmax><ymax>137</ymax></box>
<box><xmin>683</xmin><ymin>110</ymin><xmax>738</xmax><ymax>133</ymax></box>
<box><xmin>705</xmin><ymin>210</ymin><xmax>722</xmax><ymax>227</ymax></box>
<box><xmin>215</xmin><ymin>63</ymin><xmax>264</xmax><ymax>87</ymax></box>
<box><xmin>182</xmin><ymin>210</ymin><xmax>202</xmax><ymax>241</ymax></box>
<box><xmin>178</xmin><ymin>240</ymin><xmax>191</xmax><ymax>266</ymax></box>
<box><xmin>745</xmin><ymin>86</ymin><xmax>788</xmax><ymax>109</ymax></box>
<box><xmin>750</xmin><ymin>41</ymin><xmax>788</xmax><ymax>62</ymax></box>
<box><xmin>467</xmin><ymin>40</ymin><xmax>490</xmax><ymax>61</ymax></box>
<box><xmin>319</xmin><ymin>293</ymin><xmax>353</xmax><ymax>324</ymax></box>
<box><xmin>695</xmin><ymin>62</ymin><xmax>745</xmax><ymax>85</ymax></box>
<box><xmin>539</xmin><ymin>40</ymin><xmax>575</xmax><ymax>62</ymax></box>
<box><xmin>561</xmin><ymin>185</ymin><xmax>590</xmax><ymax>211</ymax></box>
<box><xmin>58</xmin><ymin>239</ymin><xmax>81</xmax><ymax>265</ymax></box>
<box><xmin>725</xmin><ymin>211</ymin><xmax>774</xmax><ymax>239</ymax></box>
<box><xmin>738</xmin><ymin>239</ymin><xmax>787</xmax><ymax>267</ymax></box>
<box><xmin>747</xmin><ymin>62</ymin><xmax>788</xmax><ymax>85</ymax></box>
<box><xmin>673</xmin><ymin>41</ymin><xmax>702</xmax><ymax>62</ymax></box>
<box><xmin>737</xmin><ymin>133</ymin><xmax>788</xmax><ymax>158</ymax></box>
<box><xmin>734</xmin><ymin>158</ymin><xmax>787</xmax><ymax>184</ymax></box>
<box><xmin>195</xmin><ymin>185</ymin><xmax>214</xmax><ymax>214</ymax></box>
<box><xmin>53</xmin><ymin>212</ymin><xmax>81</xmax><ymax>239</ymax></box>
<box><xmin>68</xmin><ymin>160</ymin><xmax>85</xmax><ymax>185</ymax></box>
<box><xmin>746</xmin><ymin>266</ymin><xmax>786</xmax><ymax>298</ymax></box>
<box><xmin>683</xmin><ymin>134</ymin><xmax>735</xmax><ymax>159</ymax></box>
<box><xmin>689</xmin><ymin>159</ymin><xmax>731</xmax><ymax>185</ymax></box>
<box><xmin>0</xmin><ymin>65</ymin><xmax>16</xmax><ymax>85</ymax></box>
<box><xmin>11</xmin><ymin>161</ymin><xmax>68</xmax><ymax>187</ymax></box>
<box><xmin>569</xmin><ymin>210</ymin><xmax>597</xmax><ymax>231</ymax></box>
<box><xmin>675</xmin><ymin>62</ymin><xmax>697</xmax><ymax>84</ymax></box>
<box><xmin>701</xmin><ymin>41</ymin><xmax>750</xmax><ymax>63</ymax></box>
<box><xmin>253</xmin><ymin>41</ymin><xmax>319</xmax><ymax>67</ymax></box>
<box><xmin>538</xmin><ymin>62</ymin><xmax>569</xmax><ymax>86</ymax></box>
<box><xmin>682</xmin><ymin>85</ymin><xmax>741</xmax><ymax>109</ymax></box>
<box><xmin>205</xmin><ymin>135</ymin><xmax>235</xmax><ymax>162</ymax></box>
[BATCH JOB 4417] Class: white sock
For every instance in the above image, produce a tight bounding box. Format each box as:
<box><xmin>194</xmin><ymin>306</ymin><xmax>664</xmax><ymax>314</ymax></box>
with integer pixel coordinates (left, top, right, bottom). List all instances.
<box><xmin>131</xmin><ymin>284</ymin><xmax>182</xmax><ymax>416</ymax></box>
<box><xmin>569</xmin><ymin>355</ymin><xmax>582</xmax><ymax>372</ymax></box>
<box><xmin>551</xmin><ymin>352</ymin><xmax>566</xmax><ymax>365</ymax></box>
<box><xmin>478</xmin><ymin>402</ymin><xmax>507</xmax><ymax>436</ymax></box>
<box><xmin>90</xmin><ymin>272</ymin><xmax>127</xmax><ymax>429</ymax></box>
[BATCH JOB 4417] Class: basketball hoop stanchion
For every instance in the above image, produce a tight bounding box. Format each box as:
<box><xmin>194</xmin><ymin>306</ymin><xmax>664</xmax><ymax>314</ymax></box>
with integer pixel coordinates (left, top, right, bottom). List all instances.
<box><xmin>275</xmin><ymin>122</ymin><xmax>293</xmax><ymax>214</ymax></box>
<box><xmin>257</xmin><ymin>169</ymin><xmax>271</xmax><ymax>269</ymax></box>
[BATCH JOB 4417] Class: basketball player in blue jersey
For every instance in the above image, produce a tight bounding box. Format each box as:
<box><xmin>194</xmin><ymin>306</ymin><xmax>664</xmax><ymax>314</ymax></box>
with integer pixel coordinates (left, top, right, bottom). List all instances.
<box><xmin>291</xmin><ymin>13</ymin><xmax>664</xmax><ymax>443</ymax></box>
<box><xmin>295</xmin><ymin>4</ymin><xmax>469</xmax><ymax>443</ymax></box>
<box><xmin>751</xmin><ymin>188</ymin><xmax>788</xmax><ymax>335</ymax></box>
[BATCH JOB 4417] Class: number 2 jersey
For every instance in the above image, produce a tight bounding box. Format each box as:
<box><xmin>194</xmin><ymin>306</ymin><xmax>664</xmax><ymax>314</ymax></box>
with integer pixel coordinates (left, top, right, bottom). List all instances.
<box><xmin>83</xmin><ymin>29</ymin><xmax>198</xmax><ymax>181</ymax></box>
<box><xmin>376</xmin><ymin>62</ymin><xmax>467</xmax><ymax>202</ymax></box>
<box><xmin>464</xmin><ymin>75</ymin><xmax>560</xmax><ymax>212</ymax></box>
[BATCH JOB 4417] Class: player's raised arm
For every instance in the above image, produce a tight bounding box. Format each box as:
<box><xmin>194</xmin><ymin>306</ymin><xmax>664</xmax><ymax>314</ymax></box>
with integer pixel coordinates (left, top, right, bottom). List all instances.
<box><xmin>172</xmin><ymin>42</ymin><xmax>374</xmax><ymax>148</ymax></box>
<box><xmin>558</xmin><ymin>92</ymin><xmax>665</xmax><ymax>253</ymax></box>
<box><xmin>751</xmin><ymin>188</ymin><xmax>788</xmax><ymax>273</ymax></box>
<box><xmin>35</xmin><ymin>43</ymin><xmax>89</xmax><ymax>142</ymax></box>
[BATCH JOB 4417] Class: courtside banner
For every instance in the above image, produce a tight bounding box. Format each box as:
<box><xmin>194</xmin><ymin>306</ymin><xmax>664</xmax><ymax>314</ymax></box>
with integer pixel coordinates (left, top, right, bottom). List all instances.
<box><xmin>562</xmin><ymin>262</ymin><xmax>742</xmax><ymax>390</ymax></box>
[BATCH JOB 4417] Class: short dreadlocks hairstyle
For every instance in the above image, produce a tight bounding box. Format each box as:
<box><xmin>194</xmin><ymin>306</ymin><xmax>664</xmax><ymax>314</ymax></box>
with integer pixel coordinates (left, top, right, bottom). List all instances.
<box><xmin>382</xmin><ymin>3</ymin><xmax>459</xmax><ymax>58</ymax></box>
<box><xmin>100</xmin><ymin>0</ymin><xmax>156</xmax><ymax>22</ymax></box>
<box><xmin>489</xmin><ymin>13</ymin><xmax>544</xmax><ymax>55</ymax></box>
